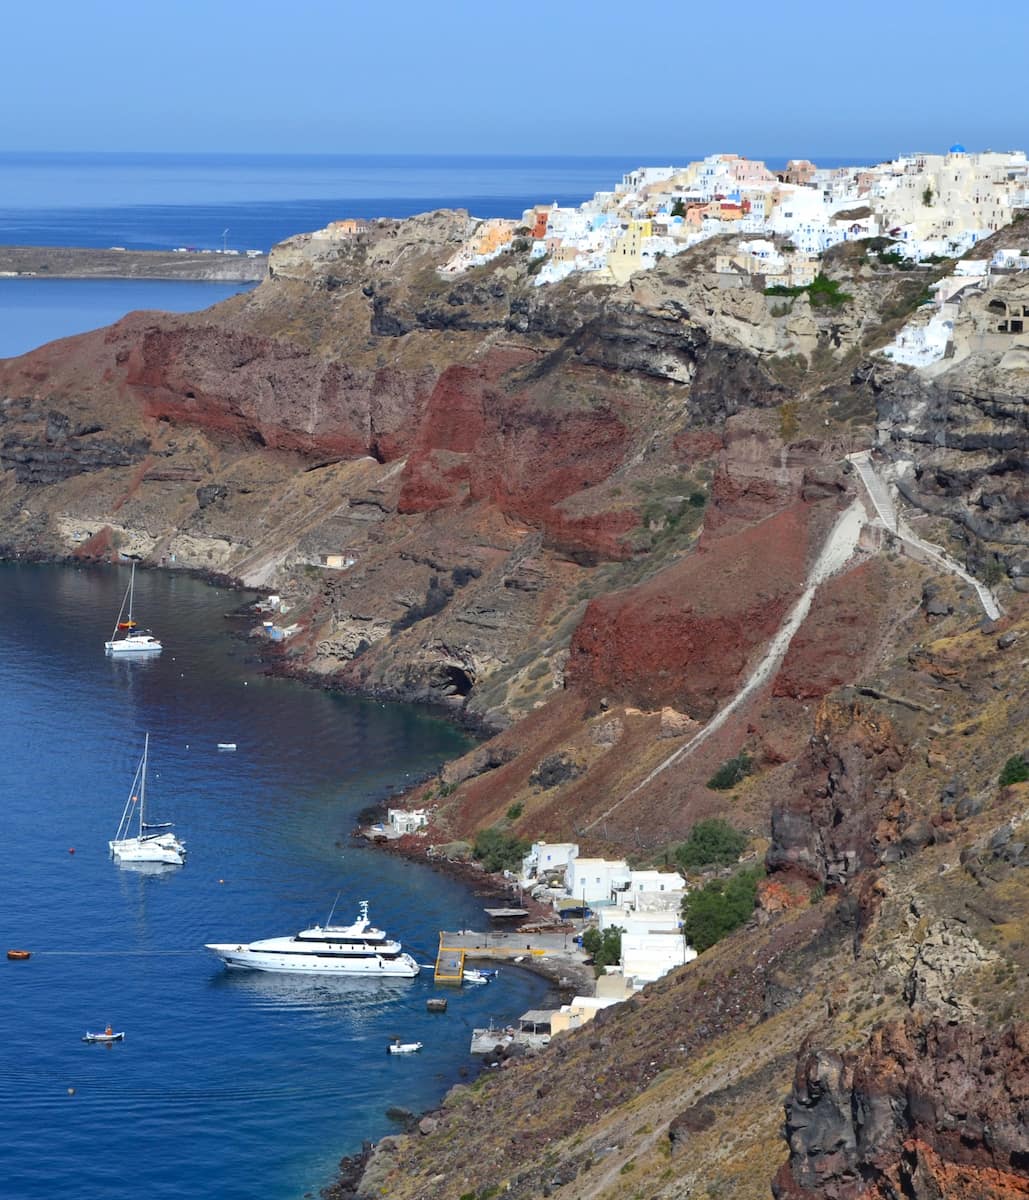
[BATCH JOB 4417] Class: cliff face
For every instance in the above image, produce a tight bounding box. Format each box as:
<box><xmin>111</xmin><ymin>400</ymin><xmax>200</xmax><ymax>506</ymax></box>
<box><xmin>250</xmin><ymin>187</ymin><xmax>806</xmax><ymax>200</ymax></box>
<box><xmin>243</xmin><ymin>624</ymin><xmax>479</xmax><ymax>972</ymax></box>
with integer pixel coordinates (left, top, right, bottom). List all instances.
<box><xmin>869</xmin><ymin>274</ymin><xmax>1029</xmax><ymax>583</ymax></box>
<box><xmin>774</xmin><ymin>1020</ymin><xmax>1029</xmax><ymax>1200</ymax></box>
<box><xmin>1</xmin><ymin>210</ymin><xmax>1027</xmax><ymax>1200</ymax></box>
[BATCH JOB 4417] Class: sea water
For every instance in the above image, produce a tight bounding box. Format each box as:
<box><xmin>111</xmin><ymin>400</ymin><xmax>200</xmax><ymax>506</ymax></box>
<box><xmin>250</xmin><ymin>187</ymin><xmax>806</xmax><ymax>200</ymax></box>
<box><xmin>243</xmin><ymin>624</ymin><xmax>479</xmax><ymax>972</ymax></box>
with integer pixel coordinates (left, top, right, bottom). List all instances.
<box><xmin>0</xmin><ymin>277</ymin><xmax>256</xmax><ymax>360</ymax></box>
<box><xmin>0</xmin><ymin>564</ymin><xmax>549</xmax><ymax>1200</ymax></box>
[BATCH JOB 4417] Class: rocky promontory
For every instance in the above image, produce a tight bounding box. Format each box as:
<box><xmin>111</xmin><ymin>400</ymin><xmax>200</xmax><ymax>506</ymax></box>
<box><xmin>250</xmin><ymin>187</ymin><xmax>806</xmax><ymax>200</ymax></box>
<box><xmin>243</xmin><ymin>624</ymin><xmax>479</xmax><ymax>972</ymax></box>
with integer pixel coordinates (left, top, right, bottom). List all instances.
<box><xmin>0</xmin><ymin>244</ymin><xmax>267</xmax><ymax>281</ymax></box>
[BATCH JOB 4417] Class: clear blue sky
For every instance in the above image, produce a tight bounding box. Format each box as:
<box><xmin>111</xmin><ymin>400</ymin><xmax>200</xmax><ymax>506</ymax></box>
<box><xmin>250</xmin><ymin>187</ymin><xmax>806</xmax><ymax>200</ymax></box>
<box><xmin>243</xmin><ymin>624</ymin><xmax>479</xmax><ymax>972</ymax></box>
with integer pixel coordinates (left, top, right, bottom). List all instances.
<box><xmin>0</xmin><ymin>0</ymin><xmax>1020</xmax><ymax>158</ymax></box>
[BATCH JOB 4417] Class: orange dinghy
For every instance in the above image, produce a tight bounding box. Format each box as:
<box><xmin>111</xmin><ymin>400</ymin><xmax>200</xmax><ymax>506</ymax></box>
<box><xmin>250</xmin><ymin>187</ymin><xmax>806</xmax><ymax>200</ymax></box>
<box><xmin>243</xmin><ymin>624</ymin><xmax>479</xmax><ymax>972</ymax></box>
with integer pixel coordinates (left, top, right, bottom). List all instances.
<box><xmin>7</xmin><ymin>950</ymin><xmax>31</xmax><ymax>961</ymax></box>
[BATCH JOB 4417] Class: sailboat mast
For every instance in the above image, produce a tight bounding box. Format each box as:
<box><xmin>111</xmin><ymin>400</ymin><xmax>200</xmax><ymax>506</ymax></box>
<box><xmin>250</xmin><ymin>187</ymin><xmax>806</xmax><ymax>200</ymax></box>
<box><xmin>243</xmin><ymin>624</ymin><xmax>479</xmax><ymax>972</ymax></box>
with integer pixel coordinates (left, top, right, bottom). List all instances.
<box><xmin>127</xmin><ymin>561</ymin><xmax>135</xmax><ymax>625</ymax></box>
<box><xmin>138</xmin><ymin>731</ymin><xmax>148</xmax><ymax>837</ymax></box>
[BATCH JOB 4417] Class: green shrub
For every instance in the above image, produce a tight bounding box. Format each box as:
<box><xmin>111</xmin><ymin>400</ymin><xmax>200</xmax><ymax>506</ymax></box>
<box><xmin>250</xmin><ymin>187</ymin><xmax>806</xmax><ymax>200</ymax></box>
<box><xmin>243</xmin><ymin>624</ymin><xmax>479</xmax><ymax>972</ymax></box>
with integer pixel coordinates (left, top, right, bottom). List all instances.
<box><xmin>765</xmin><ymin>273</ymin><xmax>851</xmax><ymax>307</ymax></box>
<box><xmin>706</xmin><ymin>752</ymin><xmax>753</xmax><ymax>791</ymax></box>
<box><xmin>807</xmin><ymin>272</ymin><xmax>852</xmax><ymax>308</ymax></box>
<box><xmin>472</xmin><ymin>827</ymin><xmax>530</xmax><ymax>873</ymax></box>
<box><xmin>582</xmin><ymin>925</ymin><xmax>623</xmax><ymax>972</ymax></box>
<box><xmin>674</xmin><ymin>818</ymin><xmax>748</xmax><ymax>870</ymax></box>
<box><xmin>999</xmin><ymin>755</ymin><xmax>1029</xmax><ymax>787</ymax></box>
<box><xmin>681</xmin><ymin>868</ymin><xmax>762</xmax><ymax>951</ymax></box>
<box><xmin>506</xmin><ymin>802</ymin><xmax>524</xmax><ymax>821</ymax></box>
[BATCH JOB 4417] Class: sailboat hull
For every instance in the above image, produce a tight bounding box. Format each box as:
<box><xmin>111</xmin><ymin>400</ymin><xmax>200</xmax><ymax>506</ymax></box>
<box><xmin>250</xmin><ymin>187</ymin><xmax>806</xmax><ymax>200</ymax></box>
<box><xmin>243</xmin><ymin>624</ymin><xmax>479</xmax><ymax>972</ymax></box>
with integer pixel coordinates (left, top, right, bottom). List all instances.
<box><xmin>105</xmin><ymin>635</ymin><xmax>162</xmax><ymax>654</ymax></box>
<box><xmin>110</xmin><ymin>837</ymin><xmax>184</xmax><ymax>866</ymax></box>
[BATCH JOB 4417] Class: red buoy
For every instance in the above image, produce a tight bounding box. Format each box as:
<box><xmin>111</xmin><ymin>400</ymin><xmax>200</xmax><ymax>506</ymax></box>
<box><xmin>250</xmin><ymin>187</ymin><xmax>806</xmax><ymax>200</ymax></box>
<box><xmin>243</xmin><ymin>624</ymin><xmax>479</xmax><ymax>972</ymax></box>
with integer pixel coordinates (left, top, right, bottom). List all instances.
<box><xmin>68</xmin><ymin>848</ymin><xmax>76</xmax><ymax>855</ymax></box>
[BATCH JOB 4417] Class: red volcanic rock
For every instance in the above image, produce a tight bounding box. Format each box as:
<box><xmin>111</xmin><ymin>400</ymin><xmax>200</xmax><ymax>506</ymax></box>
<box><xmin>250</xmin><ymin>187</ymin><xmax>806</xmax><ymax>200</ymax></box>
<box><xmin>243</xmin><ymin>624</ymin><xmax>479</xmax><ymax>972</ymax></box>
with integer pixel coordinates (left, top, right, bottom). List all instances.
<box><xmin>399</xmin><ymin>351</ymin><xmax>635</xmax><ymax>557</ymax></box>
<box><xmin>124</xmin><ymin>321</ymin><xmax>435</xmax><ymax>459</ymax></box>
<box><xmin>567</xmin><ymin>503</ymin><xmax>812</xmax><ymax>716</ymax></box>
<box><xmin>773</xmin><ymin>1019</ymin><xmax>1029</xmax><ymax>1200</ymax></box>
<box><xmin>773</xmin><ymin>560</ymin><xmax>891</xmax><ymax>701</ymax></box>
<box><xmin>673</xmin><ymin>429</ymin><xmax>724</xmax><ymax>463</ymax></box>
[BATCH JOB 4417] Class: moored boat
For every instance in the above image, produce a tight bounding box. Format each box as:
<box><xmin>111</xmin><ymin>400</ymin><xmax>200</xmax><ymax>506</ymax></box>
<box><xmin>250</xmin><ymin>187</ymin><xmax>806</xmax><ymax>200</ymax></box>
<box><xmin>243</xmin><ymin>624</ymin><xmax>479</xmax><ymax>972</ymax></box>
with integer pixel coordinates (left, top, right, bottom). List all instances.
<box><xmin>462</xmin><ymin>967</ymin><xmax>499</xmax><ymax>985</ymax></box>
<box><xmin>205</xmin><ymin>899</ymin><xmax>419</xmax><ymax>977</ymax></box>
<box><xmin>110</xmin><ymin>733</ymin><xmax>185</xmax><ymax>867</ymax></box>
<box><xmin>105</xmin><ymin>561</ymin><xmax>162</xmax><ymax>654</ymax></box>
<box><xmin>387</xmin><ymin>1039</ymin><xmax>423</xmax><ymax>1054</ymax></box>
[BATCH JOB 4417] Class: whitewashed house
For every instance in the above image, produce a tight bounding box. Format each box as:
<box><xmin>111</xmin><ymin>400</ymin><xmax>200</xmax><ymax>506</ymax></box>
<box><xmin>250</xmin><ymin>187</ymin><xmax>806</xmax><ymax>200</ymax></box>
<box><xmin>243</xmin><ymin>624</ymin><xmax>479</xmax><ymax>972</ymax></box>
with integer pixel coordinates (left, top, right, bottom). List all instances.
<box><xmin>521</xmin><ymin>841</ymin><xmax>578</xmax><ymax>887</ymax></box>
<box><xmin>386</xmin><ymin>808</ymin><xmax>428</xmax><ymax>835</ymax></box>
<box><xmin>565</xmin><ymin>857</ymin><xmax>631</xmax><ymax>905</ymax></box>
<box><xmin>620</xmin><ymin>928</ymin><xmax>697</xmax><ymax>983</ymax></box>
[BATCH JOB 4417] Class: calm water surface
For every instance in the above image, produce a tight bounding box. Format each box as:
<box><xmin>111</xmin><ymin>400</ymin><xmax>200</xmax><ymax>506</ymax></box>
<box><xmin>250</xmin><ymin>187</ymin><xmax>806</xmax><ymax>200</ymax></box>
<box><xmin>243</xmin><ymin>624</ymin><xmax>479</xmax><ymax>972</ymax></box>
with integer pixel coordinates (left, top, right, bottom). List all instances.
<box><xmin>0</xmin><ymin>277</ymin><xmax>255</xmax><ymax>359</ymax></box>
<box><xmin>0</xmin><ymin>564</ymin><xmax>549</xmax><ymax>1200</ymax></box>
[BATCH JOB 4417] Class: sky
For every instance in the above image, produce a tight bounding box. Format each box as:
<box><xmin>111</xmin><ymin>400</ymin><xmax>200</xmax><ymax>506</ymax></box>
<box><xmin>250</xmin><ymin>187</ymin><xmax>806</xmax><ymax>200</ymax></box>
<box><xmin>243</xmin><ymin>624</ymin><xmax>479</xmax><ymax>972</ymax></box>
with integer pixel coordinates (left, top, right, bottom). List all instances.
<box><xmin>0</xmin><ymin>0</ymin><xmax>1022</xmax><ymax>160</ymax></box>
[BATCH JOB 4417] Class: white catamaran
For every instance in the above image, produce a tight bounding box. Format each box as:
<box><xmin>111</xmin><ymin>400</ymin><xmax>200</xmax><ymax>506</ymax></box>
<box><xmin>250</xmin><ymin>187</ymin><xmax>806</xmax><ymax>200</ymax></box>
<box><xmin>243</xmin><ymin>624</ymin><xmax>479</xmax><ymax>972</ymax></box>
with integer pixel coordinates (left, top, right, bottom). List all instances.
<box><xmin>206</xmin><ymin>899</ymin><xmax>419</xmax><ymax>976</ymax></box>
<box><xmin>105</xmin><ymin>562</ymin><xmax>162</xmax><ymax>654</ymax></box>
<box><xmin>109</xmin><ymin>734</ymin><xmax>186</xmax><ymax>867</ymax></box>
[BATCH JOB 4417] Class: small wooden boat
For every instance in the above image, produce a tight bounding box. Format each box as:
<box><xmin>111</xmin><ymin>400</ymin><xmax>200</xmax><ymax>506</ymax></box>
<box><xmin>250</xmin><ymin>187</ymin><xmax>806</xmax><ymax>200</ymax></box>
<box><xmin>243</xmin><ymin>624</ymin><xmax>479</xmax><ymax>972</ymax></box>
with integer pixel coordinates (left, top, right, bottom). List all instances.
<box><xmin>82</xmin><ymin>1030</ymin><xmax>125</xmax><ymax>1043</ymax></box>
<box><xmin>387</xmin><ymin>1039</ymin><xmax>423</xmax><ymax>1054</ymax></box>
<box><xmin>7</xmin><ymin>949</ymin><xmax>31</xmax><ymax>961</ymax></box>
<box><xmin>426</xmin><ymin>997</ymin><xmax>448</xmax><ymax>1013</ymax></box>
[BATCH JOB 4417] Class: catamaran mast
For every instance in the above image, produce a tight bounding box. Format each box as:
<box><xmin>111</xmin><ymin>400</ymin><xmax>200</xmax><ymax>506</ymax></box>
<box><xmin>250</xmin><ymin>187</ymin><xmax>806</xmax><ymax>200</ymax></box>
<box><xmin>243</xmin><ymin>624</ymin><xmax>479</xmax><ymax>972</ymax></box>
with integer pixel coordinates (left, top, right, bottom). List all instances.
<box><xmin>138</xmin><ymin>731</ymin><xmax>148</xmax><ymax>837</ymax></box>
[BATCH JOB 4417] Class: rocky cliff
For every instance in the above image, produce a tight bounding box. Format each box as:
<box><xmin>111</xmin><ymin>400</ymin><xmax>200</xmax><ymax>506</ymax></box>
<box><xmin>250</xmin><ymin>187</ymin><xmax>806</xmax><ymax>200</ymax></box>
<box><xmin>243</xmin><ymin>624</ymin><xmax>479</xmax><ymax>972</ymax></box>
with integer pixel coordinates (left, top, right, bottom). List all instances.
<box><xmin>1</xmin><ymin>211</ymin><xmax>1026</xmax><ymax>1199</ymax></box>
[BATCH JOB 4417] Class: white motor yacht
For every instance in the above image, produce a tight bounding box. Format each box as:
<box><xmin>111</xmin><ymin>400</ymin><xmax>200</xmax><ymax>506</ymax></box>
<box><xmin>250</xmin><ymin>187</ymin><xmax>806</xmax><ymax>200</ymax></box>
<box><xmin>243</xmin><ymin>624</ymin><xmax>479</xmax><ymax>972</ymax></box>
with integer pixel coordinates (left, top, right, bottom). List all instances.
<box><xmin>206</xmin><ymin>900</ymin><xmax>419</xmax><ymax>977</ymax></box>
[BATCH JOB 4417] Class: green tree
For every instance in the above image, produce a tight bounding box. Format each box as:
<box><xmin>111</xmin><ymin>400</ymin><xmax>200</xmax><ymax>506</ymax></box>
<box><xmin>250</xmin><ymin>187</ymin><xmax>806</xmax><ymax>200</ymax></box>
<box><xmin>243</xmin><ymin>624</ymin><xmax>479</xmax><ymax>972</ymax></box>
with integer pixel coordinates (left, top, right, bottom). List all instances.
<box><xmin>670</xmin><ymin>198</ymin><xmax>687</xmax><ymax>218</ymax></box>
<box><xmin>674</xmin><ymin>818</ymin><xmax>748</xmax><ymax>871</ymax></box>
<box><xmin>681</xmin><ymin>868</ymin><xmax>761</xmax><ymax>952</ymax></box>
<box><xmin>472</xmin><ymin>827</ymin><xmax>530</xmax><ymax>873</ymax></box>
<box><xmin>999</xmin><ymin>755</ymin><xmax>1029</xmax><ymax>787</ymax></box>
<box><xmin>922</xmin><ymin>186</ymin><xmax>934</xmax><ymax>207</ymax></box>
<box><xmin>581</xmin><ymin>926</ymin><xmax>623</xmax><ymax>972</ymax></box>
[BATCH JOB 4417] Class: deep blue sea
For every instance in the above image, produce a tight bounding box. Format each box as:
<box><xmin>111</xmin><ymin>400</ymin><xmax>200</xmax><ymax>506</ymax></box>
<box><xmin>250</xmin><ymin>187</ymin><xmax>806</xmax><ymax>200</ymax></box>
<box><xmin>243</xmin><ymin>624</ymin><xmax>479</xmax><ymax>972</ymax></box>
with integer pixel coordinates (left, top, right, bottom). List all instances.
<box><xmin>0</xmin><ymin>564</ymin><xmax>549</xmax><ymax>1200</ymax></box>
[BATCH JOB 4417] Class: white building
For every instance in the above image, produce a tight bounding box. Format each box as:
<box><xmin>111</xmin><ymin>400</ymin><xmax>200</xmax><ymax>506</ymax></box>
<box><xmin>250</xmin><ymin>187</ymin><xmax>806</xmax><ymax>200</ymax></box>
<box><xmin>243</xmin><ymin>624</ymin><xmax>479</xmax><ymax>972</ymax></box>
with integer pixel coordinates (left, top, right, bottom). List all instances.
<box><xmin>565</xmin><ymin>857</ymin><xmax>631</xmax><ymax>905</ymax></box>
<box><xmin>621</xmin><ymin>928</ymin><xmax>696</xmax><ymax>983</ymax></box>
<box><xmin>521</xmin><ymin>841</ymin><xmax>578</xmax><ymax>885</ymax></box>
<box><xmin>386</xmin><ymin>808</ymin><xmax>428</xmax><ymax>835</ymax></box>
<box><xmin>624</xmin><ymin>868</ymin><xmax>687</xmax><ymax>902</ymax></box>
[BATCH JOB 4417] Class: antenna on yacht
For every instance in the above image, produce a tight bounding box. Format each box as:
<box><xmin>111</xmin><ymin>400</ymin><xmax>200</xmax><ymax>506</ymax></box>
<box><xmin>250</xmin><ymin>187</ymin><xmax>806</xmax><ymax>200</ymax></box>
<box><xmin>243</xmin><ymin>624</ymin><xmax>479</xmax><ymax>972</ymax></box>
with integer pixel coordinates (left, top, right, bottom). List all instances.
<box><xmin>325</xmin><ymin>891</ymin><xmax>343</xmax><ymax>927</ymax></box>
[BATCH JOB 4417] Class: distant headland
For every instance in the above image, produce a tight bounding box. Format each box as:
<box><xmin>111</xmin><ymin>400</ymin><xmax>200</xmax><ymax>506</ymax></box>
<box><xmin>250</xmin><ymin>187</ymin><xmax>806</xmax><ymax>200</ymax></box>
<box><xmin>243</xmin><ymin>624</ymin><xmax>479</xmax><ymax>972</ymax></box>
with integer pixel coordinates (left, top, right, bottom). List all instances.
<box><xmin>0</xmin><ymin>244</ymin><xmax>266</xmax><ymax>282</ymax></box>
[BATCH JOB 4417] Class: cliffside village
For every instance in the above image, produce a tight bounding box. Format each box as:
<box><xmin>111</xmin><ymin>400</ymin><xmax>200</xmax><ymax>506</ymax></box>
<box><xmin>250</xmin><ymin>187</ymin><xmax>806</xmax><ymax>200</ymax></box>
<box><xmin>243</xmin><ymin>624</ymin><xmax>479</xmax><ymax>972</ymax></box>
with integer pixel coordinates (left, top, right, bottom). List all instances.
<box><xmin>311</xmin><ymin>146</ymin><xmax>1029</xmax><ymax>377</ymax></box>
<box><xmin>442</xmin><ymin>146</ymin><xmax>1028</xmax><ymax>285</ymax></box>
